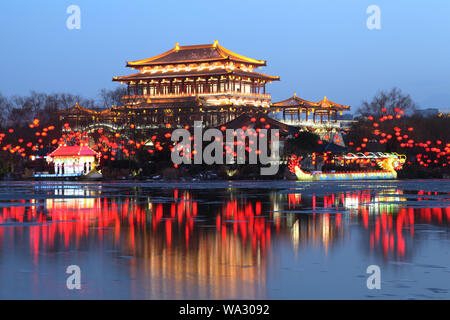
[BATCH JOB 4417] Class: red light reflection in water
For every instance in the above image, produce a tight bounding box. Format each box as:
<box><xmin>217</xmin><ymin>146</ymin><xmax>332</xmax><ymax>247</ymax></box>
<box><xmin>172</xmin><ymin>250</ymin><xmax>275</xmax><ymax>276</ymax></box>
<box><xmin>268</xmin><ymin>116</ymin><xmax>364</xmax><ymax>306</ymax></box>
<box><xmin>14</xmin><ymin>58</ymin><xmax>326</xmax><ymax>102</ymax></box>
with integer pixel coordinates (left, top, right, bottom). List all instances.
<box><xmin>0</xmin><ymin>189</ymin><xmax>448</xmax><ymax>266</ymax></box>
<box><xmin>285</xmin><ymin>189</ymin><xmax>449</xmax><ymax>259</ymax></box>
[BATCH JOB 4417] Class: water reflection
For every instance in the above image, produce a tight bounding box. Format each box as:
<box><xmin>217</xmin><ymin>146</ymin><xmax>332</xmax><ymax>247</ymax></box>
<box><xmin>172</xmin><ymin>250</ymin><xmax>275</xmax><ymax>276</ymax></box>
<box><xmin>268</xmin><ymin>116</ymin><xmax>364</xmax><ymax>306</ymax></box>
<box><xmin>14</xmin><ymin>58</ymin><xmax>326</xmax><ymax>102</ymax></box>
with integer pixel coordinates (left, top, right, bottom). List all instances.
<box><xmin>0</xmin><ymin>182</ymin><xmax>448</xmax><ymax>299</ymax></box>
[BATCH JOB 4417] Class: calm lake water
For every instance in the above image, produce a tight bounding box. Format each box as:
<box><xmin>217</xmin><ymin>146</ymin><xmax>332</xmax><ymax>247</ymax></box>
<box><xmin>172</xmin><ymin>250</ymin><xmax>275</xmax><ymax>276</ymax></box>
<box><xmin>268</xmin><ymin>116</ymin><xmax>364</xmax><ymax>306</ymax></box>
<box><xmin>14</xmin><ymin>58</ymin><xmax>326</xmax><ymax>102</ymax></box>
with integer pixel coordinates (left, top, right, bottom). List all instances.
<box><xmin>0</xmin><ymin>180</ymin><xmax>448</xmax><ymax>299</ymax></box>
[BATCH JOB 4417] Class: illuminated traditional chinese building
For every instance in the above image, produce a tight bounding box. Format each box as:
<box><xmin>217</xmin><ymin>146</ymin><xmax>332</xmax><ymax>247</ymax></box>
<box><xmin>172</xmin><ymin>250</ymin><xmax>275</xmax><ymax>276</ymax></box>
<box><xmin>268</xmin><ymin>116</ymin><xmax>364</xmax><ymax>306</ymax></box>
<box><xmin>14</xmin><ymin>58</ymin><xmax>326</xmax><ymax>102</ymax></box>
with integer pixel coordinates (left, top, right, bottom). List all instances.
<box><xmin>47</xmin><ymin>144</ymin><xmax>99</xmax><ymax>176</ymax></box>
<box><xmin>270</xmin><ymin>94</ymin><xmax>351</xmax><ymax>145</ymax></box>
<box><xmin>59</xmin><ymin>41</ymin><xmax>279</xmax><ymax>132</ymax></box>
<box><xmin>271</xmin><ymin>94</ymin><xmax>350</xmax><ymax>126</ymax></box>
<box><xmin>114</xmin><ymin>40</ymin><xmax>279</xmax><ymax>108</ymax></box>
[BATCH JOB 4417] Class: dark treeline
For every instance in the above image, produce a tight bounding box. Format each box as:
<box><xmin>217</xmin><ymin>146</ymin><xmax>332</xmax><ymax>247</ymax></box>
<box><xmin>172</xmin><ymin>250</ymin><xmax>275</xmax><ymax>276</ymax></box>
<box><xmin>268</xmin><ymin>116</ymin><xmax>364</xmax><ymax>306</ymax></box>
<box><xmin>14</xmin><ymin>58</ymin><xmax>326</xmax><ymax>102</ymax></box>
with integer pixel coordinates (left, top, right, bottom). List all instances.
<box><xmin>350</xmin><ymin>88</ymin><xmax>450</xmax><ymax>149</ymax></box>
<box><xmin>348</xmin><ymin>88</ymin><xmax>450</xmax><ymax>178</ymax></box>
<box><xmin>0</xmin><ymin>86</ymin><xmax>448</xmax><ymax>179</ymax></box>
<box><xmin>0</xmin><ymin>87</ymin><xmax>127</xmax><ymax>178</ymax></box>
<box><xmin>0</xmin><ymin>87</ymin><xmax>126</xmax><ymax>128</ymax></box>
<box><xmin>357</xmin><ymin>87</ymin><xmax>417</xmax><ymax>117</ymax></box>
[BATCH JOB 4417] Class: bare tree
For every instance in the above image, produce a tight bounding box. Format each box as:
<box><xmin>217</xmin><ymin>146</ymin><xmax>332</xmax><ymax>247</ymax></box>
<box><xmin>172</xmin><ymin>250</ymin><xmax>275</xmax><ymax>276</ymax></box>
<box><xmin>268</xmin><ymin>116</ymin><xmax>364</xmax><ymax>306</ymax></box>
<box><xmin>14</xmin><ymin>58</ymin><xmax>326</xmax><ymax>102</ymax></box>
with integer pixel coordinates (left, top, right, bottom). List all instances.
<box><xmin>357</xmin><ymin>87</ymin><xmax>417</xmax><ymax>117</ymax></box>
<box><xmin>54</xmin><ymin>93</ymin><xmax>95</xmax><ymax>110</ymax></box>
<box><xmin>99</xmin><ymin>87</ymin><xmax>127</xmax><ymax>109</ymax></box>
<box><xmin>0</xmin><ymin>92</ymin><xmax>12</xmax><ymax>126</ymax></box>
<box><xmin>2</xmin><ymin>91</ymin><xmax>97</xmax><ymax>127</ymax></box>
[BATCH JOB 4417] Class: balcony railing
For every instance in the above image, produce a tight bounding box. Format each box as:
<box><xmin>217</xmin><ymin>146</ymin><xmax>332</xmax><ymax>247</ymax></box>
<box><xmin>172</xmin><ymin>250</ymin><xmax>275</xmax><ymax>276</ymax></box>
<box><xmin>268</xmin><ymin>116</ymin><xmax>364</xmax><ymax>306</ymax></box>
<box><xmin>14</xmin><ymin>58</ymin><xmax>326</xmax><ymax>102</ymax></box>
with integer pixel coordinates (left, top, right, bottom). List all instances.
<box><xmin>276</xmin><ymin>119</ymin><xmax>356</xmax><ymax>129</ymax></box>
<box><xmin>122</xmin><ymin>91</ymin><xmax>271</xmax><ymax>100</ymax></box>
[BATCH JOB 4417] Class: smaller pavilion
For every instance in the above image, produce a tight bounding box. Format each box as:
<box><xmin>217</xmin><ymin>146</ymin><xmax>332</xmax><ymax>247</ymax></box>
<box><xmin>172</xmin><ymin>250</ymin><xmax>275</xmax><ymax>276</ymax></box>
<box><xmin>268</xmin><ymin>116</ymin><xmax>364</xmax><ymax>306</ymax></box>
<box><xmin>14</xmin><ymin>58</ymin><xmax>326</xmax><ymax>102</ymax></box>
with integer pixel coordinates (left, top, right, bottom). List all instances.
<box><xmin>271</xmin><ymin>94</ymin><xmax>350</xmax><ymax>124</ymax></box>
<box><xmin>47</xmin><ymin>144</ymin><xmax>99</xmax><ymax>176</ymax></box>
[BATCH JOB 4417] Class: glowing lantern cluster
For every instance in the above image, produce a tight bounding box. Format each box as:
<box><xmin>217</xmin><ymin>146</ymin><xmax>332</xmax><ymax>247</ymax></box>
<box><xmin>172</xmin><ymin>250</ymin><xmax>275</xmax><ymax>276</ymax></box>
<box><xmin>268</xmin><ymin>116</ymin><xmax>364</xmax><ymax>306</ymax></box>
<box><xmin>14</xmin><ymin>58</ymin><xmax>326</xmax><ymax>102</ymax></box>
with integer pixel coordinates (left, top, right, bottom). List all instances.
<box><xmin>348</xmin><ymin>107</ymin><xmax>449</xmax><ymax>169</ymax></box>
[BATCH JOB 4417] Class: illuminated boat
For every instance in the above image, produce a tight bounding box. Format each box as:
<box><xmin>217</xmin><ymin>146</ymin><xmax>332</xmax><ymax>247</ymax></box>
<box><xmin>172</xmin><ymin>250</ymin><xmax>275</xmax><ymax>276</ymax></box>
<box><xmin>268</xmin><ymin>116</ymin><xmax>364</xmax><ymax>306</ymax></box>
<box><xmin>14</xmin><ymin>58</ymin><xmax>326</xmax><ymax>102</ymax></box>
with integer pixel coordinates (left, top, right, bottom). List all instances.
<box><xmin>288</xmin><ymin>152</ymin><xmax>406</xmax><ymax>181</ymax></box>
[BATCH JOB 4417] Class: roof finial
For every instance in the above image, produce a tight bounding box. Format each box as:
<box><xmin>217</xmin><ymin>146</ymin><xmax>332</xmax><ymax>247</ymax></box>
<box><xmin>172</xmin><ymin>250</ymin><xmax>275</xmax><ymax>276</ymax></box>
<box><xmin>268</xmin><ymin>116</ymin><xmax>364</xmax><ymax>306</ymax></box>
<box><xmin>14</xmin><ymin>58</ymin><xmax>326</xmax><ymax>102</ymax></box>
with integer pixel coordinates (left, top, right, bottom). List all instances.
<box><xmin>213</xmin><ymin>40</ymin><xmax>219</xmax><ymax>47</ymax></box>
<box><xmin>294</xmin><ymin>92</ymin><xmax>296</xmax><ymax>97</ymax></box>
<box><xmin>175</xmin><ymin>42</ymin><xmax>180</xmax><ymax>51</ymax></box>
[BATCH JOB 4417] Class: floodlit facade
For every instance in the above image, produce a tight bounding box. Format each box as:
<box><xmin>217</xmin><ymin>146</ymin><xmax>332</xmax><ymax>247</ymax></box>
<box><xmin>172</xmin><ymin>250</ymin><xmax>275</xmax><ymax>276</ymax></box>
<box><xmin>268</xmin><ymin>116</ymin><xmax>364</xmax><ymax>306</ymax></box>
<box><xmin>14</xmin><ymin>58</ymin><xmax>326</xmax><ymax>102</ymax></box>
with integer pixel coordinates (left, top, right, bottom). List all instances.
<box><xmin>47</xmin><ymin>145</ymin><xmax>99</xmax><ymax>176</ymax></box>
<box><xmin>59</xmin><ymin>41</ymin><xmax>280</xmax><ymax>131</ymax></box>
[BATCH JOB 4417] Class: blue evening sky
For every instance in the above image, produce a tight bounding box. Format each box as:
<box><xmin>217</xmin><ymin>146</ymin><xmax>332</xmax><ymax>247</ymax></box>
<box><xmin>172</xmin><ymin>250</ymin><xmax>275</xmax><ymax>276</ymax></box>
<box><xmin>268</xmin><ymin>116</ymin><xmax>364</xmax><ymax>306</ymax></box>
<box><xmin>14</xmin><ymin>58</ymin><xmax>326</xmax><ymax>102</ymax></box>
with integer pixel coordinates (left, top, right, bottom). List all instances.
<box><xmin>1</xmin><ymin>0</ymin><xmax>449</xmax><ymax>111</ymax></box>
